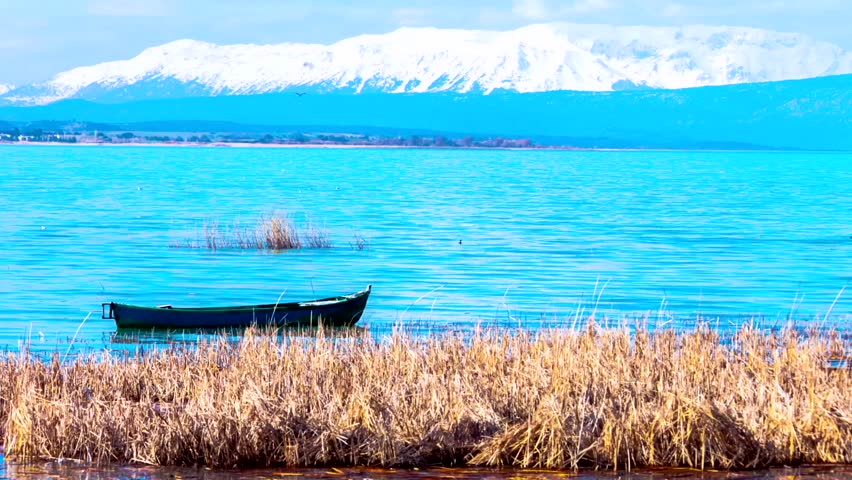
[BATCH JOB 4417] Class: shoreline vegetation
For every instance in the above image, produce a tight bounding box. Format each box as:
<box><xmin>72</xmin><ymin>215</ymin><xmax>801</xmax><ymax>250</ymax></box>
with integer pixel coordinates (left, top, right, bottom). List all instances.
<box><xmin>1</xmin><ymin>326</ymin><xmax>850</xmax><ymax>471</ymax></box>
<box><xmin>0</xmin><ymin>130</ymin><xmax>556</xmax><ymax>150</ymax></box>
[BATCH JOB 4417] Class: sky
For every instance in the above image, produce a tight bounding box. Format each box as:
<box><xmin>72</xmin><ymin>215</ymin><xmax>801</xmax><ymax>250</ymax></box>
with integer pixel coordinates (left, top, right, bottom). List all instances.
<box><xmin>1</xmin><ymin>0</ymin><xmax>850</xmax><ymax>86</ymax></box>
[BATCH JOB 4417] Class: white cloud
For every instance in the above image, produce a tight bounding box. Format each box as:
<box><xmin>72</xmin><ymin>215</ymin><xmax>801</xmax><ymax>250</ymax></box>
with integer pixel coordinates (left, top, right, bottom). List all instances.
<box><xmin>565</xmin><ymin>0</ymin><xmax>614</xmax><ymax>14</ymax></box>
<box><xmin>87</xmin><ymin>0</ymin><xmax>170</xmax><ymax>17</ymax></box>
<box><xmin>662</xmin><ymin>2</ymin><xmax>687</xmax><ymax>17</ymax></box>
<box><xmin>392</xmin><ymin>8</ymin><xmax>432</xmax><ymax>26</ymax></box>
<box><xmin>512</xmin><ymin>0</ymin><xmax>614</xmax><ymax>20</ymax></box>
<box><xmin>0</xmin><ymin>36</ymin><xmax>50</xmax><ymax>53</ymax></box>
<box><xmin>512</xmin><ymin>0</ymin><xmax>549</xmax><ymax>20</ymax></box>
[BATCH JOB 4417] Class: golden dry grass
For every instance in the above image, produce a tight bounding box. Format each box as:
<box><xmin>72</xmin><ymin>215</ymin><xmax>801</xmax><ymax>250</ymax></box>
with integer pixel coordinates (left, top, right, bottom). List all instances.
<box><xmin>0</xmin><ymin>326</ymin><xmax>850</xmax><ymax>470</ymax></box>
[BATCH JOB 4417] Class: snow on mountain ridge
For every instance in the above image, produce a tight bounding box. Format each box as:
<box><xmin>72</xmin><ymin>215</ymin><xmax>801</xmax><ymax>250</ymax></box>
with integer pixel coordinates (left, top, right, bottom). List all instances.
<box><xmin>0</xmin><ymin>84</ymin><xmax>13</xmax><ymax>96</ymax></box>
<box><xmin>4</xmin><ymin>23</ymin><xmax>852</xmax><ymax>105</ymax></box>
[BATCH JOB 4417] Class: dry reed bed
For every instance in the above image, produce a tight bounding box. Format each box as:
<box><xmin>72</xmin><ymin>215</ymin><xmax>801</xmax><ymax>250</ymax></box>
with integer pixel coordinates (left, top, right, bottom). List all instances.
<box><xmin>0</xmin><ymin>326</ymin><xmax>850</xmax><ymax>470</ymax></box>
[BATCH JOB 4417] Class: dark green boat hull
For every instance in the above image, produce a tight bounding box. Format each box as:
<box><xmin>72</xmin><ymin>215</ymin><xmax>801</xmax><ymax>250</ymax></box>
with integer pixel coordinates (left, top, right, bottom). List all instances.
<box><xmin>104</xmin><ymin>285</ymin><xmax>371</xmax><ymax>330</ymax></box>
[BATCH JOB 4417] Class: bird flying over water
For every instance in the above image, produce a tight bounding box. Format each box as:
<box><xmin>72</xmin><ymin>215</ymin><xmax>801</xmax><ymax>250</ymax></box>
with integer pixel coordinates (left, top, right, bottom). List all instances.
<box><xmin>295</xmin><ymin>92</ymin><xmax>307</xmax><ymax>97</ymax></box>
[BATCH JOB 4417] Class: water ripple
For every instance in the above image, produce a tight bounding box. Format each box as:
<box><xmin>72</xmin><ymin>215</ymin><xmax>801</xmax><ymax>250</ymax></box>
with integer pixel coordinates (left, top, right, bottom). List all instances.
<box><xmin>0</xmin><ymin>146</ymin><xmax>850</xmax><ymax>352</ymax></box>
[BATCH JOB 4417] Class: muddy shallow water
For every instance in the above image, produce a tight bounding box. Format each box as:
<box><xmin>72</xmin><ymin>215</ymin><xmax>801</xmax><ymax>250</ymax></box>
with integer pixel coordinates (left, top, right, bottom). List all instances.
<box><xmin>2</xmin><ymin>456</ymin><xmax>852</xmax><ymax>480</ymax></box>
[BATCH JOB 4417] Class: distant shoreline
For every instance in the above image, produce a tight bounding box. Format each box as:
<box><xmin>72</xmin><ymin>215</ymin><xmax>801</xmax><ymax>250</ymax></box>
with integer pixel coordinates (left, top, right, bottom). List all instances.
<box><xmin>0</xmin><ymin>140</ymin><xmax>592</xmax><ymax>151</ymax></box>
<box><xmin>0</xmin><ymin>141</ymin><xmax>833</xmax><ymax>154</ymax></box>
<box><xmin>0</xmin><ymin>141</ymin><xmax>805</xmax><ymax>153</ymax></box>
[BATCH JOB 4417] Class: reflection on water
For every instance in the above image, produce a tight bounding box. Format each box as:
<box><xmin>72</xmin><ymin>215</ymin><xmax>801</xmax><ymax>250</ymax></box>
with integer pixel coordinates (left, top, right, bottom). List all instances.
<box><xmin>108</xmin><ymin>324</ymin><xmax>370</xmax><ymax>344</ymax></box>
<box><xmin>2</xmin><ymin>455</ymin><xmax>852</xmax><ymax>480</ymax></box>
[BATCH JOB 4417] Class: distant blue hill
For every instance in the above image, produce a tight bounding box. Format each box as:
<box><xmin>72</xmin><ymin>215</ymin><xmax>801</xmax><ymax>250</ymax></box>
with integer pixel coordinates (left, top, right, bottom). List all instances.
<box><xmin>1</xmin><ymin>74</ymin><xmax>850</xmax><ymax>150</ymax></box>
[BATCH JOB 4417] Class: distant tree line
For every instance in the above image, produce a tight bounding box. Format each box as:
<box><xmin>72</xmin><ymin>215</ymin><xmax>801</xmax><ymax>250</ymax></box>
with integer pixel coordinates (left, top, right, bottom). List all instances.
<box><xmin>0</xmin><ymin>127</ymin><xmax>78</xmax><ymax>143</ymax></box>
<box><xmin>1</xmin><ymin>128</ymin><xmax>539</xmax><ymax>149</ymax></box>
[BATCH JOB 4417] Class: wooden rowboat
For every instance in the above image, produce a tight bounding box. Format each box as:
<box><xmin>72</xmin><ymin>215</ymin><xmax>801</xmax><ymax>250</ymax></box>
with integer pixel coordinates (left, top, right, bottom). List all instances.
<box><xmin>103</xmin><ymin>285</ymin><xmax>371</xmax><ymax>330</ymax></box>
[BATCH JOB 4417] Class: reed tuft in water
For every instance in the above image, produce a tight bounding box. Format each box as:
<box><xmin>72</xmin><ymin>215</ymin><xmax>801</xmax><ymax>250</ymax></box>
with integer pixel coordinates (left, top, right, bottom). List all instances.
<box><xmin>0</xmin><ymin>325</ymin><xmax>850</xmax><ymax>470</ymax></box>
<box><xmin>261</xmin><ymin>214</ymin><xmax>302</xmax><ymax>250</ymax></box>
<box><xmin>172</xmin><ymin>213</ymin><xmax>333</xmax><ymax>250</ymax></box>
<box><xmin>350</xmin><ymin>233</ymin><xmax>370</xmax><ymax>251</ymax></box>
<box><xmin>303</xmin><ymin>222</ymin><xmax>333</xmax><ymax>249</ymax></box>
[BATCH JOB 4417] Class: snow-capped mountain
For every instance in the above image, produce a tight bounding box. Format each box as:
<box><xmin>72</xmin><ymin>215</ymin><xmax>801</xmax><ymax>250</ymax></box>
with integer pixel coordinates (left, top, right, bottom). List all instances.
<box><xmin>3</xmin><ymin>23</ymin><xmax>851</xmax><ymax>105</ymax></box>
<box><xmin>0</xmin><ymin>84</ymin><xmax>13</xmax><ymax>96</ymax></box>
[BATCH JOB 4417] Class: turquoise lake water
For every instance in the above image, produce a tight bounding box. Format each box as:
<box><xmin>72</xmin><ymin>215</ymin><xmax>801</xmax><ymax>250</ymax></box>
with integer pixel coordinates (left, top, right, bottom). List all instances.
<box><xmin>1</xmin><ymin>145</ymin><xmax>850</xmax><ymax>352</ymax></box>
